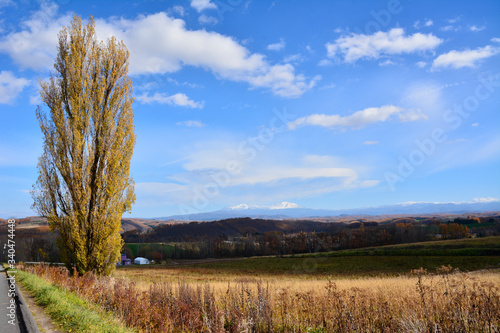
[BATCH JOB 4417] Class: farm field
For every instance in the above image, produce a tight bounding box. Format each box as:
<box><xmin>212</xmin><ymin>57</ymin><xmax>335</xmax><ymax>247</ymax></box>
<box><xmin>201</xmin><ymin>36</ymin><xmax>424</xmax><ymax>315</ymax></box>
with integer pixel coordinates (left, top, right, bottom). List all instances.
<box><xmin>114</xmin><ymin>255</ymin><xmax>500</xmax><ymax>285</ymax></box>
<box><xmin>113</xmin><ymin>237</ymin><xmax>500</xmax><ymax>299</ymax></box>
<box><xmin>117</xmin><ymin>236</ymin><xmax>500</xmax><ymax>282</ymax></box>
<box><xmin>15</xmin><ymin>236</ymin><xmax>500</xmax><ymax>332</ymax></box>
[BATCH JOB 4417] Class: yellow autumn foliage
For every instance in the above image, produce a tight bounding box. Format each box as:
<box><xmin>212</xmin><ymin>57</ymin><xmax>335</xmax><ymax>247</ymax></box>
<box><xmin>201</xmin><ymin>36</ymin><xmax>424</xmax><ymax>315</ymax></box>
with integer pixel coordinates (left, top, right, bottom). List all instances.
<box><xmin>32</xmin><ymin>15</ymin><xmax>135</xmax><ymax>276</ymax></box>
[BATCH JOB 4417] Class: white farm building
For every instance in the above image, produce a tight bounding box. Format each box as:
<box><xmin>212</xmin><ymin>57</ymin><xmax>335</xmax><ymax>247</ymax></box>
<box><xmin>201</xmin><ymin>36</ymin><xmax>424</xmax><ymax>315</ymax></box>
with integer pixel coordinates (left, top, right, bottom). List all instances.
<box><xmin>133</xmin><ymin>257</ymin><xmax>150</xmax><ymax>265</ymax></box>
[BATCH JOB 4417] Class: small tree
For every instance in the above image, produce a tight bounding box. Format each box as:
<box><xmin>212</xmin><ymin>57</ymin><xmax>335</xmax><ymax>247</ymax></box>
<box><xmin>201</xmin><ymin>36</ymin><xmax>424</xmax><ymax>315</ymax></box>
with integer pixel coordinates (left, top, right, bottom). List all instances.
<box><xmin>32</xmin><ymin>15</ymin><xmax>136</xmax><ymax>275</ymax></box>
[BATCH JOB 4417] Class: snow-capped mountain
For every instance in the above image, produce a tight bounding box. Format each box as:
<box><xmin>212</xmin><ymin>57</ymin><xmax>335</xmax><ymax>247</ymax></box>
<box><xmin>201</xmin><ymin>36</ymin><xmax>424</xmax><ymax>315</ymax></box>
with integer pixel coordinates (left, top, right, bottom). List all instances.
<box><xmin>154</xmin><ymin>198</ymin><xmax>500</xmax><ymax>221</ymax></box>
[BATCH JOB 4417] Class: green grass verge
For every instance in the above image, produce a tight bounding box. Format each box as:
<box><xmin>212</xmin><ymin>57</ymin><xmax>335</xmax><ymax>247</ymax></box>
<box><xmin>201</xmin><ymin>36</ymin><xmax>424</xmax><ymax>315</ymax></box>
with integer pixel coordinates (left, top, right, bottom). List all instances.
<box><xmin>14</xmin><ymin>270</ymin><xmax>135</xmax><ymax>333</ymax></box>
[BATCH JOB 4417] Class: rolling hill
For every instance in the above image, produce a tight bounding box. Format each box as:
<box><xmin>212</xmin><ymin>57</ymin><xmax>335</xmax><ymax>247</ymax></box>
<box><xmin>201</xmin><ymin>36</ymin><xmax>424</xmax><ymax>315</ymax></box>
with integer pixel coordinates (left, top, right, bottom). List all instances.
<box><xmin>154</xmin><ymin>200</ymin><xmax>500</xmax><ymax>221</ymax></box>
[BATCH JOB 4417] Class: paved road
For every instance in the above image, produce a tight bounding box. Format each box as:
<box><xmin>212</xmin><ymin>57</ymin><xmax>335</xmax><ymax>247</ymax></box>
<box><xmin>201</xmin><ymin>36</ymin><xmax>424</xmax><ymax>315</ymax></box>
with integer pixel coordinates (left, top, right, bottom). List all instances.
<box><xmin>0</xmin><ymin>265</ymin><xmax>22</xmax><ymax>333</ymax></box>
<box><xmin>1</xmin><ymin>265</ymin><xmax>41</xmax><ymax>332</ymax></box>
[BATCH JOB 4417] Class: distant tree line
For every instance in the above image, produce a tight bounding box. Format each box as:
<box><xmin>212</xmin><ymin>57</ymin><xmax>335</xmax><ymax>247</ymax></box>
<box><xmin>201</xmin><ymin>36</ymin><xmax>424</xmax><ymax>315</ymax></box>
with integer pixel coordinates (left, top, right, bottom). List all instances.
<box><xmin>0</xmin><ymin>226</ymin><xmax>60</xmax><ymax>263</ymax></box>
<box><xmin>120</xmin><ymin>216</ymin><xmax>500</xmax><ymax>260</ymax></box>
<box><xmin>2</xmin><ymin>215</ymin><xmax>499</xmax><ymax>263</ymax></box>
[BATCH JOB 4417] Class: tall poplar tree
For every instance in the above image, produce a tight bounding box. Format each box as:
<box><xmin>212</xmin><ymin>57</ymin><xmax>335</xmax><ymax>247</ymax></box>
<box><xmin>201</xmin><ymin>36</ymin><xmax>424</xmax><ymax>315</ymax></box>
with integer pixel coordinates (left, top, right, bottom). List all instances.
<box><xmin>32</xmin><ymin>15</ymin><xmax>136</xmax><ymax>275</ymax></box>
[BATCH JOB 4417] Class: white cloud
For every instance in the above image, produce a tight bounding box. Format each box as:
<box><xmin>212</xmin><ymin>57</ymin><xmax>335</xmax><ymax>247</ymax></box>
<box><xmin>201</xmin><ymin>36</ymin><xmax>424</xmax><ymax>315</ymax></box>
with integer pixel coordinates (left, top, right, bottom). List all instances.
<box><xmin>470</xmin><ymin>135</ymin><xmax>500</xmax><ymax>164</ymax></box>
<box><xmin>0</xmin><ymin>5</ymin><xmax>316</xmax><ymax>98</ymax></box>
<box><xmin>0</xmin><ymin>2</ymin><xmax>70</xmax><ymax>70</ymax></box>
<box><xmin>245</xmin><ymin>69</ymin><xmax>320</xmax><ymax>98</ymax></box>
<box><xmin>363</xmin><ymin>141</ymin><xmax>378</xmax><ymax>145</ymax></box>
<box><xmin>407</xmin><ymin>83</ymin><xmax>445</xmax><ymax>109</ymax></box>
<box><xmin>326</xmin><ymin>28</ymin><xmax>442</xmax><ymax>63</ymax></box>
<box><xmin>228</xmin><ymin>203</ymin><xmax>251</xmax><ymax>210</ymax></box>
<box><xmin>176</xmin><ymin>120</ymin><xmax>205</xmax><ymax>127</ymax></box>
<box><xmin>179</xmin><ymin>142</ymin><xmax>243</xmax><ymax>172</ymax></box>
<box><xmin>288</xmin><ymin>105</ymin><xmax>427</xmax><ymax>130</ymax></box>
<box><xmin>302</xmin><ymin>155</ymin><xmax>343</xmax><ymax>166</ymax></box>
<box><xmin>136</xmin><ymin>92</ymin><xmax>204</xmax><ymax>108</ymax></box>
<box><xmin>318</xmin><ymin>83</ymin><xmax>336</xmax><ymax>90</ymax></box>
<box><xmin>134</xmin><ymin>182</ymin><xmax>195</xmax><ymax>208</ymax></box>
<box><xmin>97</xmin><ymin>14</ymin><xmax>316</xmax><ymax>97</ymax></box>
<box><xmin>432</xmin><ymin>45</ymin><xmax>499</xmax><ymax>69</ymax></box>
<box><xmin>190</xmin><ymin>0</ymin><xmax>216</xmax><ymax>12</ymax></box>
<box><xmin>283</xmin><ymin>53</ymin><xmax>304</xmax><ymax>63</ymax></box>
<box><xmin>413</xmin><ymin>19</ymin><xmax>433</xmax><ymax>29</ymax></box>
<box><xmin>270</xmin><ymin>201</ymin><xmax>299</xmax><ymax>209</ymax></box>
<box><xmin>95</xmin><ymin>14</ymin><xmax>258</xmax><ymax>75</ymax></box>
<box><xmin>445</xmin><ymin>138</ymin><xmax>468</xmax><ymax>144</ymax></box>
<box><xmin>431</xmin><ymin>134</ymin><xmax>500</xmax><ymax>174</ymax></box>
<box><xmin>440</xmin><ymin>17</ymin><xmax>462</xmax><ymax>32</ymax></box>
<box><xmin>416</xmin><ymin>61</ymin><xmax>427</xmax><ymax>68</ymax></box>
<box><xmin>472</xmin><ymin>123</ymin><xmax>479</xmax><ymax>127</ymax></box>
<box><xmin>398</xmin><ymin>108</ymin><xmax>429</xmax><ymax>122</ymax></box>
<box><xmin>267</xmin><ymin>38</ymin><xmax>285</xmax><ymax>51</ymax></box>
<box><xmin>136</xmin><ymin>139</ymin><xmax>380</xmax><ymax>211</ymax></box>
<box><xmin>198</xmin><ymin>15</ymin><xmax>218</xmax><ymax>25</ymax></box>
<box><xmin>180</xmin><ymin>141</ymin><xmax>372</xmax><ymax>190</ymax></box>
<box><xmin>318</xmin><ymin>59</ymin><xmax>333</xmax><ymax>66</ymax></box>
<box><xmin>29</xmin><ymin>95</ymin><xmax>41</xmax><ymax>105</ymax></box>
<box><xmin>440</xmin><ymin>25</ymin><xmax>456</xmax><ymax>32</ymax></box>
<box><xmin>399</xmin><ymin>198</ymin><xmax>500</xmax><ymax>206</ymax></box>
<box><xmin>228</xmin><ymin>202</ymin><xmax>299</xmax><ymax>210</ymax></box>
<box><xmin>469</xmin><ymin>25</ymin><xmax>485</xmax><ymax>32</ymax></box>
<box><xmin>236</xmin><ymin>167</ymin><xmax>357</xmax><ymax>185</ymax></box>
<box><xmin>179</xmin><ymin>151</ymin><xmax>361</xmax><ymax>187</ymax></box>
<box><xmin>136</xmin><ymin>182</ymin><xmax>188</xmax><ymax>195</ymax></box>
<box><xmin>401</xmin><ymin>81</ymin><xmax>448</xmax><ymax>117</ymax></box>
<box><xmin>0</xmin><ymin>71</ymin><xmax>30</xmax><ymax>104</ymax></box>
<box><xmin>470</xmin><ymin>197</ymin><xmax>499</xmax><ymax>203</ymax></box>
<box><xmin>171</xmin><ymin>5</ymin><xmax>185</xmax><ymax>16</ymax></box>
<box><xmin>447</xmin><ymin>16</ymin><xmax>461</xmax><ymax>24</ymax></box>
<box><xmin>164</xmin><ymin>77</ymin><xmax>204</xmax><ymax>89</ymax></box>
<box><xmin>379</xmin><ymin>59</ymin><xmax>395</xmax><ymax>66</ymax></box>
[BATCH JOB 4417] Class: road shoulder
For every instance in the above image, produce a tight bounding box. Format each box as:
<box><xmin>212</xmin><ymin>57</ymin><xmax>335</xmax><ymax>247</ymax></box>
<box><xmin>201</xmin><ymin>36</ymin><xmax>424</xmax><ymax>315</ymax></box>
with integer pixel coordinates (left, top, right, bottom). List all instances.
<box><xmin>16</xmin><ymin>282</ymin><xmax>64</xmax><ymax>333</ymax></box>
<box><xmin>0</xmin><ymin>265</ymin><xmax>21</xmax><ymax>332</ymax></box>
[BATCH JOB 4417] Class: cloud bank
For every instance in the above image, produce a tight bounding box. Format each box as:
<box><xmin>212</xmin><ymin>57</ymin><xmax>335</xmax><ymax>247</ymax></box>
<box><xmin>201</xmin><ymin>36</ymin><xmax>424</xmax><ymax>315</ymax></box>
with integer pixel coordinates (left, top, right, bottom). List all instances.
<box><xmin>0</xmin><ymin>71</ymin><xmax>30</xmax><ymax>104</ymax></box>
<box><xmin>0</xmin><ymin>4</ymin><xmax>317</xmax><ymax>98</ymax></box>
<box><xmin>432</xmin><ymin>45</ymin><xmax>499</xmax><ymax>69</ymax></box>
<box><xmin>326</xmin><ymin>28</ymin><xmax>442</xmax><ymax>63</ymax></box>
<box><xmin>288</xmin><ymin>105</ymin><xmax>427</xmax><ymax>130</ymax></box>
<box><xmin>136</xmin><ymin>92</ymin><xmax>204</xmax><ymax>108</ymax></box>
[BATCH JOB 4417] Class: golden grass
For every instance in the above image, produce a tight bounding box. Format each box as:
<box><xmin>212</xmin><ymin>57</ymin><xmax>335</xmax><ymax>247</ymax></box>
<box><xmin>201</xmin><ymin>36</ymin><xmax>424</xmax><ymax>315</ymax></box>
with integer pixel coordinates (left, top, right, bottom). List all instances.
<box><xmin>113</xmin><ymin>265</ymin><xmax>500</xmax><ymax>295</ymax></box>
<box><xmin>21</xmin><ymin>263</ymin><xmax>500</xmax><ymax>332</ymax></box>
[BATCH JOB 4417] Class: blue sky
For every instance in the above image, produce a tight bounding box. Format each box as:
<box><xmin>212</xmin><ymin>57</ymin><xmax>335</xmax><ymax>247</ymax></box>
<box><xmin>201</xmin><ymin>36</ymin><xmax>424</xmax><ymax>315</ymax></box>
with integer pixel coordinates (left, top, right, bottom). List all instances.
<box><xmin>1</xmin><ymin>0</ymin><xmax>499</xmax><ymax>218</ymax></box>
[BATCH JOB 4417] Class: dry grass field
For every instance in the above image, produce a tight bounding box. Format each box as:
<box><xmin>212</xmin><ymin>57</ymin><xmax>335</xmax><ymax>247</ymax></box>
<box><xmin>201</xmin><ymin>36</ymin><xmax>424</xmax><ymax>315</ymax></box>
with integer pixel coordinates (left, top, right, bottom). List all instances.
<box><xmin>114</xmin><ymin>264</ymin><xmax>500</xmax><ymax>295</ymax></box>
<box><xmin>18</xmin><ymin>262</ymin><xmax>500</xmax><ymax>332</ymax></box>
<box><xmin>13</xmin><ymin>237</ymin><xmax>500</xmax><ymax>331</ymax></box>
